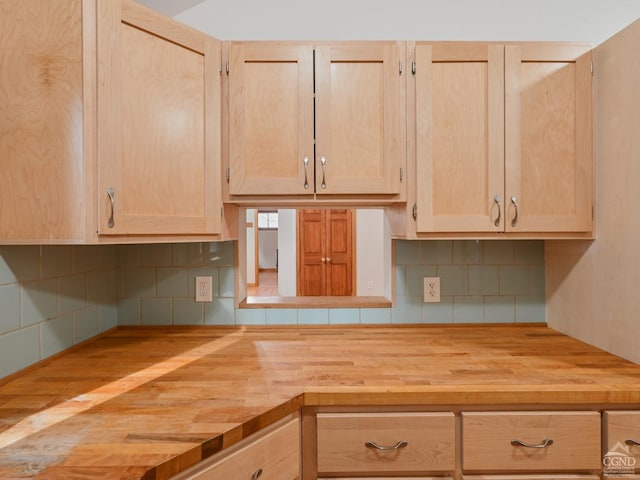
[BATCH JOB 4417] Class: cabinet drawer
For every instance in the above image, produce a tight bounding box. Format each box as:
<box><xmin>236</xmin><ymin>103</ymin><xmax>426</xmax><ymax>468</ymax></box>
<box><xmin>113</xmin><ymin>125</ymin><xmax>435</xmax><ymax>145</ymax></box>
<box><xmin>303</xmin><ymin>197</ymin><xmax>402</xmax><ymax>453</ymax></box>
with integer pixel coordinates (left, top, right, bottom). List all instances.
<box><xmin>462</xmin><ymin>411</ymin><xmax>601</xmax><ymax>472</ymax></box>
<box><xmin>604</xmin><ymin>411</ymin><xmax>640</xmax><ymax>476</ymax></box>
<box><xmin>320</xmin><ymin>477</ymin><xmax>452</xmax><ymax>480</ymax></box>
<box><xmin>172</xmin><ymin>414</ymin><xmax>300</xmax><ymax>480</ymax></box>
<box><xmin>317</xmin><ymin>412</ymin><xmax>455</xmax><ymax>475</ymax></box>
<box><xmin>463</xmin><ymin>476</ymin><xmax>600</xmax><ymax>480</ymax></box>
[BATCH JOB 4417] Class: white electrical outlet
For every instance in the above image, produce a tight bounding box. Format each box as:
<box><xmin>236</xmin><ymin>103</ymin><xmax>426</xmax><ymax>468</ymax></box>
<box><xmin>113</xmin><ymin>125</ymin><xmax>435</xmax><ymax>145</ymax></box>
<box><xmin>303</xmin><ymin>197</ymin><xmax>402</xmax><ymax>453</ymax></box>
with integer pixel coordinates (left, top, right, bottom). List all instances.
<box><xmin>424</xmin><ymin>277</ymin><xmax>440</xmax><ymax>303</ymax></box>
<box><xmin>195</xmin><ymin>276</ymin><xmax>213</xmax><ymax>302</ymax></box>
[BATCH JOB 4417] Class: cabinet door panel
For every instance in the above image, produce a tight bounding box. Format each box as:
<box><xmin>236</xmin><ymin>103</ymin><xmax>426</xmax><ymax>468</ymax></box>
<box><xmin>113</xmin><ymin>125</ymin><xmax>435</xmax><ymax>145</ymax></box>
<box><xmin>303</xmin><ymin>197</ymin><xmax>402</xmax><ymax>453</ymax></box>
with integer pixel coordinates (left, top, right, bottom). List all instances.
<box><xmin>0</xmin><ymin>0</ymin><xmax>85</xmax><ymax>242</ymax></box>
<box><xmin>415</xmin><ymin>44</ymin><xmax>504</xmax><ymax>232</ymax></box>
<box><xmin>505</xmin><ymin>45</ymin><xmax>592</xmax><ymax>232</ymax></box>
<box><xmin>98</xmin><ymin>0</ymin><xmax>221</xmax><ymax>235</ymax></box>
<box><xmin>229</xmin><ymin>44</ymin><xmax>314</xmax><ymax>195</ymax></box>
<box><xmin>316</xmin><ymin>43</ymin><xmax>404</xmax><ymax>195</ymax></box>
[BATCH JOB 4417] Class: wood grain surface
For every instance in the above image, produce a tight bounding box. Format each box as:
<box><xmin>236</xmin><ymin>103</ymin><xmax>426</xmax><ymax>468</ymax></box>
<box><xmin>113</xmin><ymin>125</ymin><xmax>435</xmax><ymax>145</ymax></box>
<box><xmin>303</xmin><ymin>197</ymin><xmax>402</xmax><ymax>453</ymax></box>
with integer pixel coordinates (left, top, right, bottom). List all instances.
<box><xmin>0</xmin><ymin>324</ymin><xmax>639</xmax><ymax>479</ymax></box>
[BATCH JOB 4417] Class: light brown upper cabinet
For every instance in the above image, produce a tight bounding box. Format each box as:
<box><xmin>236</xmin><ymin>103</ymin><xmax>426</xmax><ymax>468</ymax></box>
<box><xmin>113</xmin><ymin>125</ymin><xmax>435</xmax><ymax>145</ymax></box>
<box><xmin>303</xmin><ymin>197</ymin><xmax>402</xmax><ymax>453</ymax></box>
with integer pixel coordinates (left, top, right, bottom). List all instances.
<box><xmin>412</xmin><ymin>43</ymin><xmax>593</xmax><ymax>235</ymax></box>
<box><xmin>0</xmin><ymin>0</ymin><xmax>224</xmax><ymax>243</ymax></box>
<box><xmin>0</xmin><ymin>0</ymin><xmax>87</xmax><ymax>243</ymax></box>
<box><xmin>98</xmin><ymin>0</ymin><xmax>222</xmax><ymax>237</ymax></box>
<box><xmin>227</xmin><ymin>42</ymin><xmax>406</xmax><ymax>201</ymax></box>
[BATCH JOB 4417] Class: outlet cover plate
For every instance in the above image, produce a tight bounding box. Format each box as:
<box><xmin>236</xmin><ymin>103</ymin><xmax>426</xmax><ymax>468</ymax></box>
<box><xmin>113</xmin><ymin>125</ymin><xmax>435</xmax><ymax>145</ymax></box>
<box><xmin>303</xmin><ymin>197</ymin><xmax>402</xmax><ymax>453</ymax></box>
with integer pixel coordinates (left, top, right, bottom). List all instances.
<box><xmin>195</xmin><ymin>276</ymin><xmax>213</xmax><ymax>302</ymax></box>
<box><xmin>424</xmin><ymin>277</ymin><xmax>440</xmax><ymax>303</ymax></box>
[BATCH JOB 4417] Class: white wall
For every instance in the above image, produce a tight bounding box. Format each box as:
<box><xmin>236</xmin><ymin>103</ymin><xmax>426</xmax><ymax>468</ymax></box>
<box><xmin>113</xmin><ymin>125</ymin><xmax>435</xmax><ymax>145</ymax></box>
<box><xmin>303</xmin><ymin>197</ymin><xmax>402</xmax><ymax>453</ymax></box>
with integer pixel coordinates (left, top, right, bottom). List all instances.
<box><xmin>246</xmin><ymin>209</ymin><xmax>256</xmax><ymax>284</ymax></box>
<box><xmin>258</xmin><ymin>230</ymin><xmax>278</xmax><ymax>269</ymax></box>
<box><xmin>356</xmin><ymin>210</ymin><xmax>387</xmax><ymax>296</ymax></box>
<box><xmin>278</xmin><ymin>209</ymin><xmax>297</xmax><ymax>296</ymax></box>
<box><xmin>174</xmin><ymin>0</ymin><xmax>640</xmax><ymax>44</ymax></box>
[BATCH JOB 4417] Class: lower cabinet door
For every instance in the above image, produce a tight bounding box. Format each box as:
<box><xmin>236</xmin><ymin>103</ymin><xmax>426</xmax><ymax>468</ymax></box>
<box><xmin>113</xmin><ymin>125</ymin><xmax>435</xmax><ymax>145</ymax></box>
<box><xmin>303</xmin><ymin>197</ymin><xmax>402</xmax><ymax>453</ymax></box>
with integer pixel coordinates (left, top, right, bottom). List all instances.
<box><xmin>171</xmin><ymin>414</ymin><xmax>300</xmax><ymax>480</ymax></box>
<box><xmin>604</xmin><ymin>411</ymin><xmax>640</xmax><ymax>478</ymax></box>
<box><xmin>461</xmin><ymin>411</ymin><xmax>601</xmax><ymax>472</ymax></box>
<box><xmin>462</xmin><ymin>476</ymin><xmax>600</xmax><ymax>480</ymax></box>
<box><xmin>317</xmin><ymin>412</ymin><xmax>455</xmax><ymax>476</ymax></box>
<box><xmin>319</xmin><ymin>477</ymin><xmax>452</xmax><ymax>480</ymax></box>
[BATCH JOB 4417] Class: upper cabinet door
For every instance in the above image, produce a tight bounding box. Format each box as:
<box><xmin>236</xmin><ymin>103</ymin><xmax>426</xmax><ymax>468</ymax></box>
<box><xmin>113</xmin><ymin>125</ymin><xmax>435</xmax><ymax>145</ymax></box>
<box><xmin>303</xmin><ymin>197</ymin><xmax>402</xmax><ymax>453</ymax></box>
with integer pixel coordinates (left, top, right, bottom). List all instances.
<box><xmin>415</xmin><ymin>44</ymin><xmax>505</xmax><ymax>232</ymax></box>
<box><xmin>505</xmin><ymin>45</ymin><xmax>593</xmax><ymax>233</ymax></box>
<box><xmin>228</xmin><ymin>44</ymin><xmax>314</xmax><ymax>196</ymax></box>
<box><xmin>97</xmin><ymin>0</ymin><xmax>221</xmax><ymax>235</ymax></box>
<box><xmin>315</xmin><ymin>43</ymin><xmax>405</xmax><ymax>195</ymax></box>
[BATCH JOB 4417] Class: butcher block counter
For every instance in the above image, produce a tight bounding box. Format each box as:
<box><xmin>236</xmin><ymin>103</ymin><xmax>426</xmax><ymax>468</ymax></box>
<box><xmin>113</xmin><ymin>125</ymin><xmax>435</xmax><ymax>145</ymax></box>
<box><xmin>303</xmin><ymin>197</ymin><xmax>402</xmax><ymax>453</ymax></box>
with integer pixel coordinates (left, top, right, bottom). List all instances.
<box><xmin>1</xmin><ymin>324</ymin><xmax>640</xmax><ymax>480</ymax></box>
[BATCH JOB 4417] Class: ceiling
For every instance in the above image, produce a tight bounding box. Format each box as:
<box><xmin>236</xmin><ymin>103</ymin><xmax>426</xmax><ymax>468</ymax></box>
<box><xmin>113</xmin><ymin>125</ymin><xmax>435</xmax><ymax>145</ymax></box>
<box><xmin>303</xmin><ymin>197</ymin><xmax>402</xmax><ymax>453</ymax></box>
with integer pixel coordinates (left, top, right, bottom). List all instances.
<box><xmin>135</xmin><ymin>0</ymin><xmax>208</xmax><ymax>16</ymax></box>
<box><xmin>137</xmin><ymin>0</ymin><xmax>640</xmax><ymax>44</ymax></box>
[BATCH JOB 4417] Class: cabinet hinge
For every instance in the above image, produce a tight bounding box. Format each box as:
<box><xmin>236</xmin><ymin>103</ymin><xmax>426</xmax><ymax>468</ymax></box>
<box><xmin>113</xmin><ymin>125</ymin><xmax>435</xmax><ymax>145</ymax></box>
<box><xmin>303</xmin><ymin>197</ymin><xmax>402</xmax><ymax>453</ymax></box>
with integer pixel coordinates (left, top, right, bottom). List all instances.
<box><xmin>399</xmin><ymin>61</ymin><xmax>403</xmax><ymax>76</ymax></box>
<box><xmin>412</xmin><ymin>203</ymin><xmax>417</xmax><ymax>221</ymax></box>
<box><xmin>411</xmin><ymin>60</ymin><xmax>416</xmax><ymax>76</ymax></box>
<box><xmin>226</xmin><ymin>167</ymin><xmax>230</xmax><ymax>183</ymax></box>
<box><xmin>400</xmin><ymin>167</ymin><xmax>403</xmax><ymax>182</ymax></box>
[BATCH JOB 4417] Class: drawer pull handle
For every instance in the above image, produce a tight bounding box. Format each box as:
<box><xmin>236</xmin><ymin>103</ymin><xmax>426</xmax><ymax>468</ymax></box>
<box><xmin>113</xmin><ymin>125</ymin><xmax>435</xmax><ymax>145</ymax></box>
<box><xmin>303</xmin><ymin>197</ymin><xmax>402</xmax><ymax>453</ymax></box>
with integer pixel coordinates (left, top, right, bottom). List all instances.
<box><xmin>365</xmin><ymin>440</ymin><xmax>408</xmax><ymax>451</ymax></box>
<box><xmin>511</xmin><ymin>438</ymin><xmax>553</xmax><ymax>449</ymax></box>
<box><xmin>251</xmin><ymin>468</ymin><xmax>263</xmax><ymax>480</ymax></box>
<box><xmin>626</xmin><ymin>439</ymin><xmax>640</xmax><ymax>446</ymax></box>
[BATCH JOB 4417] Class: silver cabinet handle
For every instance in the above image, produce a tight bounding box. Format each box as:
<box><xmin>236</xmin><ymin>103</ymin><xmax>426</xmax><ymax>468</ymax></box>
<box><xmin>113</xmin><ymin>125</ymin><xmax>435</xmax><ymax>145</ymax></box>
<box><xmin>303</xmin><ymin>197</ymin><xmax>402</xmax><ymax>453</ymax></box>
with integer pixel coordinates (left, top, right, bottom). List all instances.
<box><xmin>511</xmin><ymin>438</ymin><xmax>553</xmax><ymax>449</ymax></box>
<box><xmin>626</xmin><ymin>439</ymin><xmax>640</xmax><ymax>446</ymax></box>
<box><xmin>494</xmin><ymin>194</ymin><xmax>502</xmax><ymax>227</ymax></box>
<box><xmin>251</xmin><ymin>468</ymin><xmax>263</xmax><ymax>480</ymax></box>
<box><xmin>320</xmin><ymin>156</ymin><xmax>327</xmax><ymax>189</ymax></box>
<box><xmin>326</xmin><ymin>257</ymin><xmax>331</xmax><ymax>263</ymax></box>
<box><xmin>511</xmin><ymin>195</ymin><xmax>519</xmax><ymax>227</ymax></box>
<box><xmin>303</xmin><ymin>156</ymin><xmax>309</xmax><ymax>190</ymax></box>
<box><xmin>365</xmin><ymin>440</ymin><xmax>408</xmax><ymax>451</ymax></box>
<box><xmin>321</xmin><ymin>257</ymin><xmax>326</xmax><ymax>262</ymax></box>
<box><xmin>107</xmin><ymin>187</ymin><xmax>115</xmax><ymax>228</ymax></box>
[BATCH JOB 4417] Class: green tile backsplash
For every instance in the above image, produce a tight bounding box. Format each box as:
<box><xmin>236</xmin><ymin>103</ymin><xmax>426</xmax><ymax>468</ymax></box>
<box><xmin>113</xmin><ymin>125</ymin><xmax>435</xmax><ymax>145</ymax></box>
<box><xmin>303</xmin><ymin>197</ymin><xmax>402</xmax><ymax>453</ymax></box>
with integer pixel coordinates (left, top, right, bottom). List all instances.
<box><xmin>0</xmin><ymin>239</ymin><xmax>545</xmax><ymax>379</ymax></box>
<box><xmin>0</xmin><ymin>245</ymin><xmax>118</xmax><ymax>379</ymax></box>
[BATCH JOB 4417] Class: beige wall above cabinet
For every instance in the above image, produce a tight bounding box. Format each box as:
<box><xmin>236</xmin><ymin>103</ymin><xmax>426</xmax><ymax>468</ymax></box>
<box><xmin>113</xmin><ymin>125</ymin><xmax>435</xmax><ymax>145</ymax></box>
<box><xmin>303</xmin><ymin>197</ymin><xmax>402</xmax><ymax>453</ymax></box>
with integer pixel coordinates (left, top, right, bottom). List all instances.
<box><xmin>226</xmin><ymin>42</ymin><xmax>406</xmax><ymax>204</ymax></box>
<box><xmin>393</xmin><ymin>42</ymin><xmax>593</xmax><ymax>239</ymax></box>
<box><xmin>0</xmin><ymin>0</ymin><xmax>228</xmax><ymax>244</ymax></box>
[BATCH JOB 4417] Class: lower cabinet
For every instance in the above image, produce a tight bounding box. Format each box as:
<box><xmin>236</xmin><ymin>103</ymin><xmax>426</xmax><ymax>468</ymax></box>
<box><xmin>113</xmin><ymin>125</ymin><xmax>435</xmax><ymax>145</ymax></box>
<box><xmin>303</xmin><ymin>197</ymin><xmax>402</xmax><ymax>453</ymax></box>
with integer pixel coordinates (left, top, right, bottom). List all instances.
<box><xmin>316</xmin><ymin>412</ymin><xmax>455</xmax><ymax>477</ymax></box>
<box><xmin>462</xmin><ymin>411</ymin><xmax>602</xmax><ymax>473</ymax></box>
<box><xmin>171</xmin><ymin>413</ymin><xmax>300</xmax><ymax>480</ymax></box>
<box><xmin>309</xmin><ymin>409</ymin><xmax>609</xmax><ymax>480</ymax></box>
<box><xmin>603</xmin><ymin>411</ymin><xmax>640</xmax><ymax>479</ymax></box>
<box><xmin>462</xmin><ymin>476</ymin><xmax>600</xmax><ymax>479</ymax></box>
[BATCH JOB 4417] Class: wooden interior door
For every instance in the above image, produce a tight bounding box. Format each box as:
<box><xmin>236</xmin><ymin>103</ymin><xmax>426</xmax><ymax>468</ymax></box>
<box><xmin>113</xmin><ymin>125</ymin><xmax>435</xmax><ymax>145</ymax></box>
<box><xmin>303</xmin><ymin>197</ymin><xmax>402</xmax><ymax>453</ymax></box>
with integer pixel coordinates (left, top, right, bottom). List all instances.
<box><xmin>415</xmin><ymin>43</ymin><xmax>505</xmax><ymax>232</ymax></box>
<box><xmin>98</xmin><ymin>0</ymin><xmax>221</xmax><ymax>235</ymax></box>
<box><xmin>325</xmin><ymin>209</ymin><xmax>353</xmax><ymax>296</ymax></box>
<box><xmin>297</xmin><ymin>209</ymin><xmax>353</xmax><ymax>296</ymax></box>
<box><xmin>505</xmin><ymin>44</ymin><xmax>593</xmax><ymax>232</ymax></box>
<box><xmin>315</xmin><ymin>43</ymin><xmax>404</xmax><ymax>195</ymax></box>
<box><xmin>228</xmin><ymin>44</ymin><xmax>314</xmax><ymax>195</ymax></box>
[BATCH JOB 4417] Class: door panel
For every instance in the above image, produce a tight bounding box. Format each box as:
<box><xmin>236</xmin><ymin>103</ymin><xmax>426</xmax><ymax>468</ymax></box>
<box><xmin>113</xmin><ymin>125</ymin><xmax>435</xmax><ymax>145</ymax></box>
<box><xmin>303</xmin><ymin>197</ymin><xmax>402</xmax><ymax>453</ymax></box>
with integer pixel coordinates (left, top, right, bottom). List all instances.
<box><xmin>98</xmin><ymin>0</ymin><xmax>221</xmax><ymax>235</ymax></box>
<box><xmin>415</xmin><ymin>44</ymin><xmax>504</xmax><ymax>232</ymax></box>
<box><xmin>229</xmin><ymin>45</ymin><xmax>314</xmax><ymax>195</ymax></box>
<box><xmin>505</xmin><ymin>45</ymin><xmax>592</xmax><ymax>232</ymax></box>
<box><xmin>315</xmin><ymin>43</ymin><xmax>403</xmax><ymax>195</ymax></box>
<box><xmin>297</xmin><ymin>210</ymin><xmax>326</xmax><ymax>296</ymax></box>
<box><xmin>326</xmin><ymin>210</ymin><xmax>353</xmax><ymax>296</ymax></box>
<box><xmin>298</xmin><ymin>209</ymin><xmax>353</xmax><ymax>296</ymax></box>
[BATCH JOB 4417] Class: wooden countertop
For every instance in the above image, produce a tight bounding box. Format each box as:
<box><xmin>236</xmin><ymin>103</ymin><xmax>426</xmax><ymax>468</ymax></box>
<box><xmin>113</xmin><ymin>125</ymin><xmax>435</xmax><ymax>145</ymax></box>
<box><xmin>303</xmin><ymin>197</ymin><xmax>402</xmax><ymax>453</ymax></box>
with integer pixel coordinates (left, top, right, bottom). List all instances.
<box><xmin>1</xmin><ymin>324</ymin><xmax>640</xmax><ymax>479</ymax></box>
